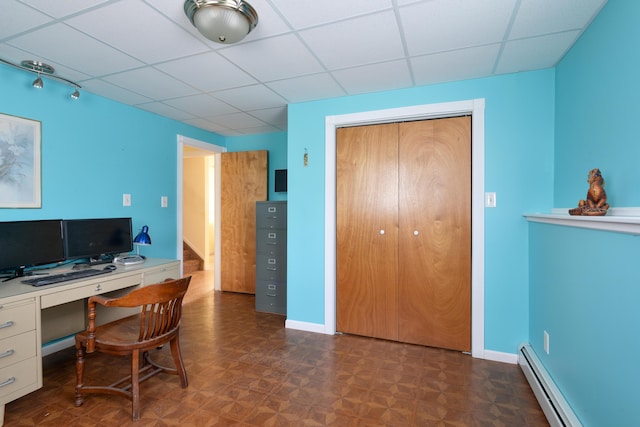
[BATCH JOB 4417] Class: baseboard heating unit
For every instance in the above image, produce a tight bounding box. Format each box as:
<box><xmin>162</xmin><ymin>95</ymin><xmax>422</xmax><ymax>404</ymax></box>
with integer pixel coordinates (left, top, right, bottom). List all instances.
<box><xmin>518</xmin><ymin>344</ymin><xmax>582</xmax><ymax>427</ymax></box>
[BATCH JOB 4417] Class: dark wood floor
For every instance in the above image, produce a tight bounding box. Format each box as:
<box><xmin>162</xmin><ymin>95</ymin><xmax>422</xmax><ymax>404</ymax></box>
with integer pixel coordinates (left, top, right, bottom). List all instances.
<box><xmin>5</xmin><ymin>271</ymin><xmax>548</xmax><ymax>426</ymax></box>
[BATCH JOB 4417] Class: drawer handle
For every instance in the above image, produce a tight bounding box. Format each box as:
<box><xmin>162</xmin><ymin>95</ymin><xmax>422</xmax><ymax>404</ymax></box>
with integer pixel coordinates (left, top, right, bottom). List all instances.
<box><xmin>94</xmin><ymin>285</ymin><xmax>102</xmax><ymax>292</ymax></box>
<box><xmin>267</xmin><ymin>293</ymin><xmax>277</xmax><ymax>297</ymax></box>
<box><xmin>0</xmin><ymin>377</ymin><xmax>16</xmax><ymax>388</ymax></box>
<box><xmin>266</xmin><ymin>267</ymin><xmax>277</xmax><ymax>271</ymax></box>
<box><xmin>0</xmin><ymin>321</ymin><xmax>15</xmax><ymax>330</ymax></box>
<box><xmin>0</xmin><ymin>349</ymin><xmax>15</xmax><ymax>359</ymax></box>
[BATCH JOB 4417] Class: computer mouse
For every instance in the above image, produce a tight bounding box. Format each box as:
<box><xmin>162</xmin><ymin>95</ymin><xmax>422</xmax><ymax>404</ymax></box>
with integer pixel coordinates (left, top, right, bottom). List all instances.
<box><xmin>104</xmin><ymin>264</ymin><xmax>117</xmax><ymax>271</ymax></box>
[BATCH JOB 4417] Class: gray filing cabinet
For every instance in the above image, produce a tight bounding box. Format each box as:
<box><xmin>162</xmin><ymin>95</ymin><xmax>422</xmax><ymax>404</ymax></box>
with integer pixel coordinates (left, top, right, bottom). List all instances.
<box><xmin>255</xmin><ymin>201</ymin><xmax>287</xmax><ymax>315</ymax></box>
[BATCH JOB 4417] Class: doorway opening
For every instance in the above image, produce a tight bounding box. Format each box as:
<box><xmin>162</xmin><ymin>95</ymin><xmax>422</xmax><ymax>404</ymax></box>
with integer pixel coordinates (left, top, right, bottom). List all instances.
<box><xmin>177</xmin><ymin>135</ymin><xmax>225</xmax><ymax>294</ymax></box>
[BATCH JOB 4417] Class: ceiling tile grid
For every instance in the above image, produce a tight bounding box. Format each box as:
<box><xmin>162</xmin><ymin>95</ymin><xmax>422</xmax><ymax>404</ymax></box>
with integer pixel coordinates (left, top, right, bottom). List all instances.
<box><xmin>0</xmin><ymin>0</ymin><xmax>608</xmax><ymax>135</ymax></box>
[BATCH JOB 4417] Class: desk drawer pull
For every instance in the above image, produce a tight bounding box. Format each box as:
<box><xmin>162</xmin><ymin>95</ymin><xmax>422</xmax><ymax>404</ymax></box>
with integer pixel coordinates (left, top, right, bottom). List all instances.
<box><xmin>0</xmin><ymin>321</ymin><xmax>15</xmax><ymax>330</ymax></box>
<box><xmin>0</xmin><ymin>377</ymin><xmax>16</xmax><ymax>388</ymax></box>
<box><xmin>94</xmin><ymin>285</ymin><xmax>102</xmax><ymax>292</ymax></box>
<box><xmin>0</xmin><ymin>349</ymin><xmax>15</xmax><ymax>359</ymax></box>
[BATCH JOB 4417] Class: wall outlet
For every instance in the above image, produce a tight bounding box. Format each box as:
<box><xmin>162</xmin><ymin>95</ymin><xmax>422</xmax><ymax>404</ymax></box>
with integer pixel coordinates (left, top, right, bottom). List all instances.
<box><xmin>123</xmin><ymin>193</ymin><xmax>131</xmax><ymax>207</ymax></box>
<box><xmin>544</xmin><ymin>330</ymin><xmax>550</xmax><ymax>354</ymax></box>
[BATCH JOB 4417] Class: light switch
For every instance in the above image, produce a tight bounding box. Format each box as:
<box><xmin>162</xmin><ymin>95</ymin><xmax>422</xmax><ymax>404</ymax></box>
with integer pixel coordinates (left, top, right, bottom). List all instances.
<box><xmin>485</xmin><ymin>192</ymin><xmax>496</xmax><ymax>208</ymax></box>
<box><xmin>123</xmin><ymin>193</ymin><xmax>131</xmax><ymax>206</ymax></box>
<box><xmin>161</xmin><ymin>196</ymin><xmax>168</xmax><ymax>208</ymax></box>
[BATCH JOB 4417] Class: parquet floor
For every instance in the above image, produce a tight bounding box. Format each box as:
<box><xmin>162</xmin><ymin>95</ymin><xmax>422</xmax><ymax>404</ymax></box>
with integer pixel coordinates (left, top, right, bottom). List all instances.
<box><xmin>4</xmin><ymin>270</ymin><xmax>548</xmax><ymax>426</ymax></box>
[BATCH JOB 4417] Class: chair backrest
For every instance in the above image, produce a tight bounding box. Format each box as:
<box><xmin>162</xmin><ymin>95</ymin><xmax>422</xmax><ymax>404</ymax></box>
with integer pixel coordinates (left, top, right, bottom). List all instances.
<box><xmin>85</xmin><ymin>277</ymin><xmax>191</xmax><ymax>351</ymax></box>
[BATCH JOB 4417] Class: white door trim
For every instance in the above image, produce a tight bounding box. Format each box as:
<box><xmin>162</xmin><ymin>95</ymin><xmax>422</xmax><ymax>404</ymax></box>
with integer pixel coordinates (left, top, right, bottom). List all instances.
<box><xmin>323</xmin><ymin>99</ymin><xmax>486</xmax><ymax>358</ymax></box>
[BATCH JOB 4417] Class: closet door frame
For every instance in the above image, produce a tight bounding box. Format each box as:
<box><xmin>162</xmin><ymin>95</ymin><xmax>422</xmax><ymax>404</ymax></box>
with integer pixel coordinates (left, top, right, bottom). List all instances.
<box><xmin>324</xmin><ymin>99</ymin><xmax>487</xmax><ymax>359</ymax></box>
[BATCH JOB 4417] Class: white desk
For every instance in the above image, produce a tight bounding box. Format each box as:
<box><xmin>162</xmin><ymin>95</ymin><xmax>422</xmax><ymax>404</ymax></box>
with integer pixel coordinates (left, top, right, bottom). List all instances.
<box><xmin>0</xmin><ymin>258</ymin><xmax>180</xmax><ymax>425</ymax></box>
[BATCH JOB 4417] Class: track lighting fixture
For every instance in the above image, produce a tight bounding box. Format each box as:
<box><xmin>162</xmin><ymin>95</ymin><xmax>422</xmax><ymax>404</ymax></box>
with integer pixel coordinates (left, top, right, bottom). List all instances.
<box><xmin>0</xmin><ymin>57</ymin><xmax>82</xmax><ymax>100</ymax></box>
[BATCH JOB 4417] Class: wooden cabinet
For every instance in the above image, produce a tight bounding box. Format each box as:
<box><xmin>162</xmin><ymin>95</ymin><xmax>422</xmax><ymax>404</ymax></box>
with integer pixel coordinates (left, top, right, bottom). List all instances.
<box><xmin>255</xmin><ymin>201</ymin><xmax>287</xmax><ymax>315</ymax></box>
<box><xmin>336</xmin><ymin>117</ymin><xmax>471</xmax><ymax>352</ymax></box>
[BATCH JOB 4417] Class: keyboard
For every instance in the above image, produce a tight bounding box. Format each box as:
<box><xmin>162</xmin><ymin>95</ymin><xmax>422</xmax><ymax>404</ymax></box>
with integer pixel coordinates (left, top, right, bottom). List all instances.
<box><xmin>22</xmin><ymin>268</ymin><xmax>114</xmax><ymax>287</ymax></box>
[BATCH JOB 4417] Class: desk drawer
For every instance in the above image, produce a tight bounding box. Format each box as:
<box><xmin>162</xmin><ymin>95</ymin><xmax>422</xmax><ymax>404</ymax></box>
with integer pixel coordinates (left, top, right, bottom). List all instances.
<box><xmin>143</xmin><ymin>265</ymin><xmax>180</xmax><ymax>286</ymax></box>
<box><xmin>0</xmin><ymin>331</ymin><xmax>37</xmax><ymax>370</ymax></box>
<box><xmin>41</xmin><ymin>274</ymin><xmax>141</xmax><ymax>309</ymax></box>
<box><xmin>0</xmin><ymin>357</ymin><xmax>38</xmax><ymax>400</ymax></box>
<box><xmin>0</xmin><ymin>300</ymin><xmax>36</xmax><ymax>341</ymax></box>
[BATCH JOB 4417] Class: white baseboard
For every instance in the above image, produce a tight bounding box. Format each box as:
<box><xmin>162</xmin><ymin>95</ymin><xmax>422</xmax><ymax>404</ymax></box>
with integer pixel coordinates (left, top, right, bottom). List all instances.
<box><xmin>42</xmin><ymin>336</ymin><xmax>75</xmax><ymax>356</ymax></box>
<box><xmin>285</xmin><ymin>319</ymin><xmax>328</xmax><ymax>334</ymax></box>
<box><xmin>483</xmin><ymin>349</ymin><xmax>518</xmax><ymax>364</ymax></box>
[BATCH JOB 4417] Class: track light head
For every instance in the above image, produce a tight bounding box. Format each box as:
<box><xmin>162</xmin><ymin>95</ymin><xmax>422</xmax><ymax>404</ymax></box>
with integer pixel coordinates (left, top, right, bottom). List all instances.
<box><xmin>71</xmin><ymin>88</ymin><xmax>80</xmax><ymax>100</ymax></box>
<box><xmin>32</xmin><ymin>75</ymin><xmax>43</xmax><ymax>89</ymax></box>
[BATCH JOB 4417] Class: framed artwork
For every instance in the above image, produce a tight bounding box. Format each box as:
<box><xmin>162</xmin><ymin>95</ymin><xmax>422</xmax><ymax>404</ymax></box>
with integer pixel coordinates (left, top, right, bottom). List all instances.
<box><xmin>0</xmin><ymin>113</ymin><xmax>41</xmax><ymax>208</ymax></box>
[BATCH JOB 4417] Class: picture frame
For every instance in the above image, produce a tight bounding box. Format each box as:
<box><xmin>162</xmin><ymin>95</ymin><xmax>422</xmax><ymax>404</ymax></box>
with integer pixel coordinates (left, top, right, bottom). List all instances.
<box><xmin>0</xmin><ymin>113</ymin><xmax>42</xmax><ymax>208</ymax></box>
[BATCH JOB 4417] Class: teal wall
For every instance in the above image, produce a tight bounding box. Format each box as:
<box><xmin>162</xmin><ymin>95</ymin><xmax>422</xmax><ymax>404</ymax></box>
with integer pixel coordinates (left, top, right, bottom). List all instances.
<box><xmin>555</xmin><ymin>0</ymin><xmax>640</xmax><ymax>207</ymax></box>
<box><xmin>0</xmin><ymin>63</ymin><xmax>223</xmax><ymax>259</ymax></box>
<box><xmin>529</xmin><ymin>223</ymin><xmax>640</xmax><ymax>426</ymax></box>
<box><xmin>226</xmin><ymin>132</ymin><xmax>288</xmax><ymax>201</ymax></box>
<box><xmin>529</xmin><ymin>1</ymin><xmax>640</xmax><ymax>425</ymax></box>
<box><xmin>286</xmin><ymin>70</ymin><xmax>556</xmax><ymax>353</ymax></box>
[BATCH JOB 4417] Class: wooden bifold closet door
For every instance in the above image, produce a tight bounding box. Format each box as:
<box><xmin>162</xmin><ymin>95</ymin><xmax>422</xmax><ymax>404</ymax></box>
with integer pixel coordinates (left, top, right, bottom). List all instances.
<box><xmin>336</xmin><ymin>117</ymin><xmax>471</xmax><ymax>352</ymax></box>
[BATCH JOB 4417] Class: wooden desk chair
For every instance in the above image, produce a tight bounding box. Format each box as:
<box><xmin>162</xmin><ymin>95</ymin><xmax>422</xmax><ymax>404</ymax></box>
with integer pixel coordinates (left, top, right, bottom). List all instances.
<box><xmin>74</xmin><ymin>276</ymin><xmax>191</xmax><ymax>421</ymax></box>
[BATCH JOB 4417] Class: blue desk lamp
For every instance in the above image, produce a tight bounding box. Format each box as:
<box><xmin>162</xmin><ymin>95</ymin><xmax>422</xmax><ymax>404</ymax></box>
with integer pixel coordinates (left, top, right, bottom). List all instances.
<box><xmin>115</xmin><ymin>225</ymin><xmax>151</xmax><ymax>265</ymax></box>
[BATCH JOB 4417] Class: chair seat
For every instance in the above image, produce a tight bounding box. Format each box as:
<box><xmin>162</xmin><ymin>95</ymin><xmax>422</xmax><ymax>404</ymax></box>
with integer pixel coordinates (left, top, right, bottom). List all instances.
<box><xmin>76</xmin><ymin>315</ymin><xmax>174</xmax><ymax>354</ymax></box>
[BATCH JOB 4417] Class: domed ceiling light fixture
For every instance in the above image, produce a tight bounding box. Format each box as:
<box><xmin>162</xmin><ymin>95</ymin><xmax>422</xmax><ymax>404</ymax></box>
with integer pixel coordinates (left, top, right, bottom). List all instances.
<box><xmin>184</xmin><ymin>0</ymin><xmax>258</xmax><ymax>44</ymax></box>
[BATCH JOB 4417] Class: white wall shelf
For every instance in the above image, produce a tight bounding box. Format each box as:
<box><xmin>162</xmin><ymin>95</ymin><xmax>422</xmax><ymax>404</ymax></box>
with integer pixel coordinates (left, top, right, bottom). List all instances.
<box><xmin>524</xmin><ymin>208</ymin><xmax>640</xmax><ymax>236</ymax></box>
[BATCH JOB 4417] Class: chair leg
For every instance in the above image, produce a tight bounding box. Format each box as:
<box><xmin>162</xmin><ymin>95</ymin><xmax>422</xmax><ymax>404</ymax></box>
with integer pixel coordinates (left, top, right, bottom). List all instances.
<box><xmin>169</xmin><ymin>336</ymin><xmax>188</xmax><ymax>388</ymax></box>
<box><xmin>74</xmin><ymin>342</ymin><xmax>85</xmax><ymax>407</ymax></box>
<box><xmin>131</xmin><ymin>349</ymin><xmax>140</xmax><ymax>421</ymax></box>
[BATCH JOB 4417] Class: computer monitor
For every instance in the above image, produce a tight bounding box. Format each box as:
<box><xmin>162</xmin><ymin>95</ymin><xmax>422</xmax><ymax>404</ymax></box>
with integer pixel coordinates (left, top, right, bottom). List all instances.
<box><xmin>63</xmin><ymin>218</ymin><xmax>133</xmax><ymax>263</ymax></box>
<box><xmin>0</xmin><ymin>219</ymin><xmax>65</xmax><ymax>279</ymax></box>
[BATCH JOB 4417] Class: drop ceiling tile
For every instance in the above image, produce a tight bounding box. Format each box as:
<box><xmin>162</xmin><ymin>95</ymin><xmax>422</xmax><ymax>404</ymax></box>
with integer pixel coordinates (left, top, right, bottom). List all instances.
<box><xmin>163</xmin><ymin>94</ymin><xmax>239</xmax><ymax>117</ymax></box>
<box><xmin>270</xmin><ymin>0</ymin><xmax>392</xmax><ymax>29</ymax></box>
<box><xmin>155</xmin><ymin>52</ymin><xmax>256</xmax><ymax>92</ymax></box>
<box><xmin>219</xmin><ymin>34</ymin><xmax>324</xmax><ymax>81</ymax></box>
<box><xmin>249</xmin><ymin>106</ymin><xmax>288</xmax><ymax>127</ymax></box>
<box><xmin>400</xmin><ymin>0</ymin><xmax>517</xmax><ymax>56</ymax></box>
<box><xmin>8</xmin><ymin>23</ymin><xmax>143</xmax><ymax>75</ymax></box>
<box><xmin>332</xmin><ymin>60</ymin><xmax>413</xmax><ymax>95</ymax></box>
<box><xmin>65</xmin><ymin>1</ymin><xmax>208</xmax><ymax>64</ymax></box>
<box><xmin>184</xmin><ymin>117</ymin><xmax>232</xmax><ymax>133</ymax></box>
<box><xmin>212</xmin><ymin>84</ymin><xmax>288</xmax><ymax>111</ymax></box>
<box><xmin>0</xmin><ymin>1</ymin><xmax>51</xmax><ymax>39</ymax></box>
<box><xmin>81</xmin><ymin>78</ymin><xmax>153</xmax><ymax>105</ymax></box>
<box><xmin>299</xmin><ymin>11</ymin><xmax>404</xmax><ymax>70</ymax></box>
<box><xmin>135</xmin><ymin>101</ymin><xmax>196</xmax><ymax>121</ymax></box>
<box><xmin>510</xmin><ymin>0</ymin><xmax>607</xmax><ymax>38</ymax></box>
<box><xmin>206</xmin><ymin>112</ymin><xmax>267</xmax><ymax>128</ymax></box>
<box><xmin>266</xmin><ymin>73</ymin><xmax>346</xmax><ymax>103</ymax></box>
<box><xmin>411</xmin><ymin>44</ymin><xmax>501</xmax><ymax>86</ymax></box>
<box><xmin>19</xmin><ymin>0</ymin><xmax>110</xmax><ymax>19</ymax></box>
<box><xmin>103</xmin><ymin>67</ymin><xmax>199</xmax><ymax>100</ymax></box>
<box><xmin>495</xmin><ymin>31</ymin><xmax>580</xmax><ymax>74</ymax></box>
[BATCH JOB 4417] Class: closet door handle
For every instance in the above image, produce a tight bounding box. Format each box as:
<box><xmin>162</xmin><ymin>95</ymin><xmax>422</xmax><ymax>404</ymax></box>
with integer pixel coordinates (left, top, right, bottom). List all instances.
<box><xmin>413</xmin><ymin>230</ymin><xmax>419</xmax><ymax>236</ymax></box>
<box><xmin>379</xmin><ymin>229</ymin><xmax>385</xmax><ymax>235</ymax></box>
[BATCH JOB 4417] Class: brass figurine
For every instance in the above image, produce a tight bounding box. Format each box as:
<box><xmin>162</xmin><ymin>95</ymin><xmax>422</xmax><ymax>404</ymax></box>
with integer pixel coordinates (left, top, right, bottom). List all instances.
<box><xmin>569</xmin><ymin>168</ymin><xmax>609</xmax><ymax>216</ymax></box>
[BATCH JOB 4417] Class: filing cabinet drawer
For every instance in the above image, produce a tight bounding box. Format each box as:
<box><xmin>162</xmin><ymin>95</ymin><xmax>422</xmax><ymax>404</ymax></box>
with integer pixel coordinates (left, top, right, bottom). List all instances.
<box><xmin>0</xmin><ymin>300</ymin><xmax>36</xmax><ymax>341</ymax></box>
<box><xmin>0</xmin><ymin>330</ymin><xmax>37</xmax><ymax>370</ymax></box>
<box><xmin>255</xmin><ymin>281</ymin><xmax>286</xmax><ymax>315</ymax></box>
<box><xmin>256</xmin><ymin>202</ymin><xmax>287</xmax><ymax>229</ymax></box>
<box><xmin>0</xmin><ymin>356</ymin><xmax>38</xmax><ymax>400</ymax></box>
<box><xmin>256</xmin><ymin>254</ymin><xmax>286</xmax><ymax>281</ymax></box>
